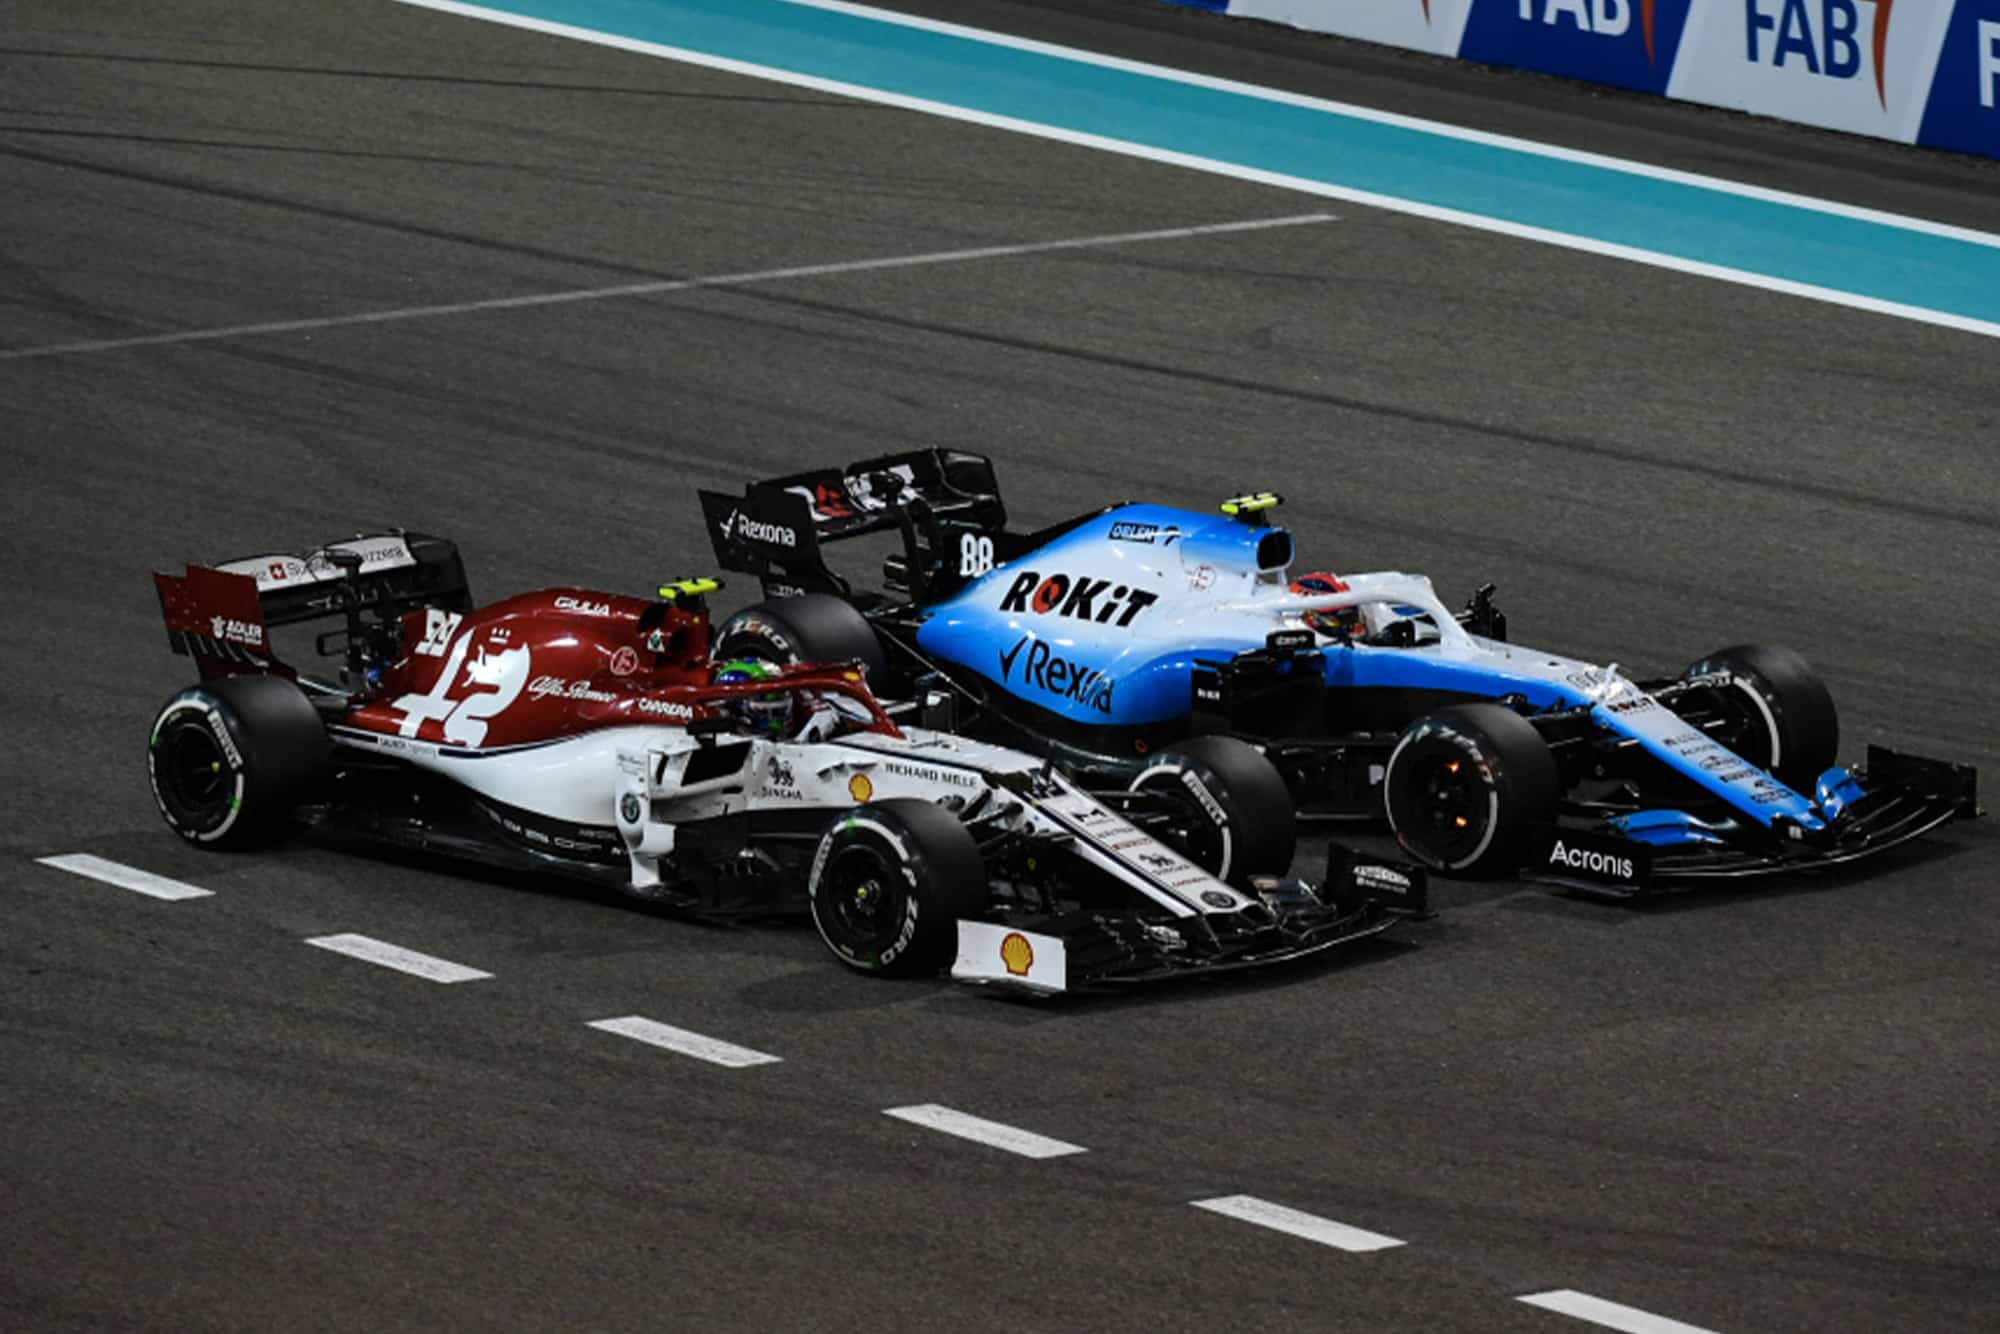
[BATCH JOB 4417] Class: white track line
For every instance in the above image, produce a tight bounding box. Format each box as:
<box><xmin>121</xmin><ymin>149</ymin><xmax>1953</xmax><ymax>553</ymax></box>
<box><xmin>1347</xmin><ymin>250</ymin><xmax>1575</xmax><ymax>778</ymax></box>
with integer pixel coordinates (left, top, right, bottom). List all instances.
<box><xmin>883</xmin><ymin>1104</ymin><xmax>1087</xmax><ymax>1159</ymax></box>
<box><xmin>1190</xmin><ymin>1195</ymin><xmax>1405</xmax><ymax>1253</ymax></box>
<box><xmin>0</xmin><ymin>214</ymin><xmax>1334</xmax><ymax>362</ymax></box>
<box><xmin>587</xmin><ymin>1015</ymin><xmax>781</xmax><ymax>1068</ymax></box>
<box><xmin>1519</xmin><ymin>1289</ymin><xmax>1724</xmax><ymax>1334</ymax></box>
<box><xmin>35</xmin><ymin>853</ymin><xmax>214</xmax><ymax>901</ymax></box>
<box><xmin>303</xmin><ymin>933</ymin><xmax>492</xmax><ymax>983</ymax></box>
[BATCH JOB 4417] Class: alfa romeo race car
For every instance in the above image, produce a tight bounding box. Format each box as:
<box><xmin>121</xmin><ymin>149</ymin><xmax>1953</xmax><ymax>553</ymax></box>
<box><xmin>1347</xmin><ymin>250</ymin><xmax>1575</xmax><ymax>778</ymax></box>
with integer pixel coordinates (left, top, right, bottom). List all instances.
<box><xmin>146</xmin><ymin>533</ymin><xmax>1421</xmax><ymax>993</ymax></box>
<box><xmin>698</xmin><ymin>451</ymin><xmax>1978</xmax><ymax>895</ymax></box>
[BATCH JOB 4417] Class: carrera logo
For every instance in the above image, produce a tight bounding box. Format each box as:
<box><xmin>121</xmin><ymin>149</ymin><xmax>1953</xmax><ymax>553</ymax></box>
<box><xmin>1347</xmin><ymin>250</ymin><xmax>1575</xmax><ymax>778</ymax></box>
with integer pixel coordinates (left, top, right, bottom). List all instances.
<box><xmin>997</xmin><ymin>570</ymin><xmax>1157</xmax><ymax>626</ymax></box>
<box><xmin>998</xmin><ymin>636</ymin><xmax>1114</xmax><ymax>713</ymax></box>
<box><xmin>724</xmin><ymin>510</ymin><xmax>798</xmax><ymax>549</ymax></box>
<box><xmin>553</xmin><ymin>596</ymin><xmax>613</xmax><ymax>617</ymax></box>
<box><xmin>1547</xmin><ymin>839</ymin><xmax>1636</xmax><ymax>881</ymax></box>
<box><xmin>637</xmin><ymin>697</ymin><xmax>694</xmax><ymax>719</ymax></box>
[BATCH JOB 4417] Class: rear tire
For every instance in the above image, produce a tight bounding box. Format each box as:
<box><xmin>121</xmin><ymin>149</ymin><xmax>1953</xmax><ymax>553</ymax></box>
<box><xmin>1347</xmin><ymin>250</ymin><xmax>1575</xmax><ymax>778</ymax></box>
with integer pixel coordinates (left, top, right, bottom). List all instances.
<box><xmin>1128</xmin><ymin>735</ymin><xmax>1295</xmax><ymax>885</ymax></box>
<box><xmin>808</xmin><ymin>798</ymin><xmax>987</xmax><ymax>977</ymax></box>
<box><xmin>1681</xmin><ymin>643</ymin><xmax>1838</xmax><ymax>792</ymax></box>
<box><xmin>712</xmin><ymin>593</ymin><xmax>887</xmax><ymax>681</ymax></box>
<box><xmin>1383</xmin><ymin>703</ymin><xmax>1558</xmax><ymax>876</ymax></box>
<box><xmin>147</xmin><ymin>675</ymin><xmax>330</xmax><ymax>849</ymax></box>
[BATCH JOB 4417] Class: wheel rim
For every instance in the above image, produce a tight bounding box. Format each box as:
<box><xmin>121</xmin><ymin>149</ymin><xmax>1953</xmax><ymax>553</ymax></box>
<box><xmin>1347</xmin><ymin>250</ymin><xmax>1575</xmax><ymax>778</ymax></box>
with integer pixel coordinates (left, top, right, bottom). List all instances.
<box><xmin>1403</xmin><ymin>754</ymin><xmax>1491</xmax><ymax>863</ymax></box>
<box><xmin>1135</xmin><ymin>770</ymin><xmax>1229</xmax><ymax>878</ymax></box>
<box><xmin>820</xmin><ymin>843</ymin><xmax>903</xmax><ymax>953</ymax></box>
<box><xmin>158</xmin><ymin>719</ymin><xmax>232</xmax><ymax>825</ymax></box>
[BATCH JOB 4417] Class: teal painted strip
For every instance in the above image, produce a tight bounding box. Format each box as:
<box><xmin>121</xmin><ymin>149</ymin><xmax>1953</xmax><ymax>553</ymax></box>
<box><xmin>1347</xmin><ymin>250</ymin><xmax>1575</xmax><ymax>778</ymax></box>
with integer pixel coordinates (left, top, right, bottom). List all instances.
<box><xmin>444</xmin><ymin>0</ymin><xmax>2000</xmax><ymax>326</ymax></box>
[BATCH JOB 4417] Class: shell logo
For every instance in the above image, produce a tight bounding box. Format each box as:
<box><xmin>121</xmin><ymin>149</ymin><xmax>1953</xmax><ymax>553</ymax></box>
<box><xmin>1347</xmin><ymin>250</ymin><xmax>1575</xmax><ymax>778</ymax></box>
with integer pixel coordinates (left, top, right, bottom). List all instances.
<box><xmin>848</xmin><ymin>773</ymin><xmax>873</xmax><ymax>802</ymax></box>
<box><xmin>999</xmin><ymin>932</ymin><xmax>1034</xmax><ymax>977</ymax></box>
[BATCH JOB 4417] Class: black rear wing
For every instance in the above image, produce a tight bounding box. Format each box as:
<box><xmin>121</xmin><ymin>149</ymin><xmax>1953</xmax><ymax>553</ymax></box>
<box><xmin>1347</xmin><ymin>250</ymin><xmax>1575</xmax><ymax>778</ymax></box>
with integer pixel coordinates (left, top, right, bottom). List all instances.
<box><xmin>699</xmin><ymin>449</ymin><xmax>1009</xmax><ymax>605</ymax></box>
<box><xmin>154</xmin><ymin>530</ymin><xmax>471</xmax><ymax>680</ymax></box>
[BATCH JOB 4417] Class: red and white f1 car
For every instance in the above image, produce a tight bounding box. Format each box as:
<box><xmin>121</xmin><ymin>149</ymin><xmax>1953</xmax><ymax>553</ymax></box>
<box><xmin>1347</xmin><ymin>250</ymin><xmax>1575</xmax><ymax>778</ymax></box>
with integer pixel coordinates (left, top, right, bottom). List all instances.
<box><xmin>147</xmin><ymin>532</ymin><xmax>1422</xmax><ymax>992</ymax></box>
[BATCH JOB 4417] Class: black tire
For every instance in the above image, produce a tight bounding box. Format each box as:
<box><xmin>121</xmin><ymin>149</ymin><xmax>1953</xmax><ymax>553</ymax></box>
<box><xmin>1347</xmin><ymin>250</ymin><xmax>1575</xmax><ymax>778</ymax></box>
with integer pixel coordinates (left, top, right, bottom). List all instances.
<box><xmin>712</xmin><ymin>593</ymin><xmax>887</xmax><ymax>681</ymax></box>
<box><xmin>1681</xmin><ymin>644</ymin><xmax>1838</xmax><ymax>792</ymax></box>
<box><xmin>1128</xmin><ymin>735</ymin><xmax>1295</xmax><ymax>886</ymax></box>
<box><xmin>147</xmin><ymin>675</ymin><xmax>330</xmax><ymax>849</ymax></box>
<box><xmin>808</xmin><ymin>798</ymin><xmax>988</xmax><ymax>977</ymax></box>
<box><xmin>1383</xmin><ymin>702</ymin><xmax>1558</xmax><ymax>877</ymax></box>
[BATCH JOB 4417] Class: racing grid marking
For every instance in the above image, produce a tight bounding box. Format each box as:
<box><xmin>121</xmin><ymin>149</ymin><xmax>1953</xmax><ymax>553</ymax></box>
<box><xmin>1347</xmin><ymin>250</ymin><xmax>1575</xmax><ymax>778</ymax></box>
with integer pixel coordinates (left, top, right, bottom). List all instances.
<box><xmin>1189</xmin><ymin>1194</ymin><xmax>1406</xmax><ymax>1253</ymax></box>
<box><xmin>0</xmin><ymin>214</ymin><xmax>1335</xmax><ymax>362</ymax></box>
<box><xmin>883</xmin><ymin>1103</ymin><xmax>1088</xmax><ymax>1159</ymax></box>
<box><xmin>35</xmin><ymin>853</ymin><xmax>215</xmax><ymax>901</ymax></box>
<box><xmin>1518</xmin><ymin>1290</ymin><xmax>1725</xmax><ymax>1334</ymax></box>
<box><xmin>303</xmin><ymin>932</ymin><xmax>494</xmax><ymax>984</ymax></box>
<box><xmin>587</xmin><ymin>1015</ymin><xmax>782</xmax><ymax>1068</ymax></box>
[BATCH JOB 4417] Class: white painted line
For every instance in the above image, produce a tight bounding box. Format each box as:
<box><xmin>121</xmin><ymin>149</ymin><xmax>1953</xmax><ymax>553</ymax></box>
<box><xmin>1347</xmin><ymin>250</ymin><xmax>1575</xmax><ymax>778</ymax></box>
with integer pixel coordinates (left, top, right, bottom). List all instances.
<box><xmin>883</xmin><ymin>1103</ymin><xmax>1086</xmax><ymax>1159</ymax></box>
<box><xmin>0</xmin><ymin>213</ymin><xmax>1333</xmax><ymax>361</ymax></box>
<box><xmin>1189</xmin><ymin>1194</ymin><xmax>1405</xmax><ymax>1253</ymax></box>
<box><xmin>35</xmin><ymin>853</ymin><xmax>214</xmax><ymax>901</ymax></box>
<box><xmin>784</xmin><ymin>0</ymin><xmax>2000</xmax><ymax>249</ymax></box>
<box><xmin>391</xmin><ymin>0</ymin><xmax>2000</xmax><ymax>342</ymax></box>
<box><xmin>1519</xmin><ymin>1289</ymin><xmax>1724</xmax><ymax>1334</ymax></box>
<box><xmin>586</xmin><ymin>1015</ymin><xmax>781</xmax><ymax>1069</ymax></box>
<box><xmin>303</xmin><ymin>933</ymin><xmax>492</xmax><ymax>983</ymax></box>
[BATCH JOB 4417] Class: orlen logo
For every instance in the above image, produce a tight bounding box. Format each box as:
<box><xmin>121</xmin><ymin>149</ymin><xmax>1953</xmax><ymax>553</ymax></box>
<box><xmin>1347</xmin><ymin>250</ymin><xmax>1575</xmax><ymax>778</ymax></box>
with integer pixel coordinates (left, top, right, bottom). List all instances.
<box><xmin>997</xmin><ymin>569</ymin><xmax>1157</xmax><ymax>627</ymax></box>
<box><xmin>1519</xmin><ymin>0</ymin><xmax>1659</xmax><ymax>60</ymax></box>
<box><xmin>1747</xmin><ymin>0</ymin><xmax>1896</xmax><ymax>105</ymax></box>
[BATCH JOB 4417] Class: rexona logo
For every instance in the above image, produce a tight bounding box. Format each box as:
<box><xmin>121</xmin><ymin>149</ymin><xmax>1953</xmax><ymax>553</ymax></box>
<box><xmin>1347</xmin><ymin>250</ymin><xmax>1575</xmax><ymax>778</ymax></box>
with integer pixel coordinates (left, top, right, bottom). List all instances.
<box><xmin>997</xmin><ymin>570</ymin><xmax>1158</xmax><ymax>626</ymax></box>
<box><xmin>721</xmin><ymin>509</ymin><xmax>798</xmax><ymax>549</ymax></box>
<box><xmin>1546</xmin><ymin>839</ymin><xmax>1636</xmax><ymax>881</ymax></box>
<box><xmin>998</xmin><ymin>635</ymin><xmax>1115</xmax><ymax>713</ymax></box>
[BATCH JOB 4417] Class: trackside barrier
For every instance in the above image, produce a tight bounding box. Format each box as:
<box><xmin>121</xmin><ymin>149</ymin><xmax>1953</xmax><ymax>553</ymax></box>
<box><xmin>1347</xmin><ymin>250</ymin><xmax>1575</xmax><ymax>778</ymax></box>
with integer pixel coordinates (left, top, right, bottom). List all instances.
<box><xmin>1161</xmin><ymin>0</ymin><xmax>2000</xmax><ymax>162</ymax></box>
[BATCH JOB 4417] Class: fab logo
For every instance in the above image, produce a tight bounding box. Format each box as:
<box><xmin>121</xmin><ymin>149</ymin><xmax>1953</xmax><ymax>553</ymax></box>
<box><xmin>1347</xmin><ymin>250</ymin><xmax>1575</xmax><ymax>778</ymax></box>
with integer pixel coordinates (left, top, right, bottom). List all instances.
<box><xmin>1459</xmin><ymin>0</ymin><xmax>1693</xmax><ymax>94</ymax></box>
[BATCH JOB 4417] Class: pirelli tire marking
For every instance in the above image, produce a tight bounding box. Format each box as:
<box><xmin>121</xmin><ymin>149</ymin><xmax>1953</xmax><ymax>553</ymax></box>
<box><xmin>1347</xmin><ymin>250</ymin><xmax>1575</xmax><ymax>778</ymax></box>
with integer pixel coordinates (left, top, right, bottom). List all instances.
<box><xmin>148</xmin><ymin>696</ymin><xmax>248</xmax><ymax>844</ymax></box>
<box><xmin>808</xmin><ymin>816</ymin><xmax>923</xmax><ymax>969</ymax></box>
<box><xmin>1383</xmin><ymin>724</ymin><xmax>1502</xmax><ymax>873</ymax></box>
<box><xmin>1134</xmin><ymin>761</ymin><xmax>1235</xmax><ymax>884</ymax></box>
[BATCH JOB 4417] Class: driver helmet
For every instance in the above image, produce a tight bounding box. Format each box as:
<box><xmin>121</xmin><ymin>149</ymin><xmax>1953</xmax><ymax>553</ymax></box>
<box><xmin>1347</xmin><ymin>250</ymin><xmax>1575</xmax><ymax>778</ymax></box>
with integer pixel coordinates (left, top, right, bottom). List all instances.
<box><xmin>714</xmin><ymin>659</ymin><xmax>790</xmax><ymax>737</ymax></box>
<box><xmin>1289</xmin><ymin>570</ymin><xmax>1361</xmax><ymax>640</ymax></box>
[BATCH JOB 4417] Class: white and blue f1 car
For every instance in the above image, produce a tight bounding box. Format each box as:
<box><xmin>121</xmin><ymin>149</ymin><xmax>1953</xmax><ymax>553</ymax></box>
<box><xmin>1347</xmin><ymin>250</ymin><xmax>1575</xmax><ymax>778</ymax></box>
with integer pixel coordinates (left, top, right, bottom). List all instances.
<box><xmin>699</xmin><ymin>451</ymin><xmax>1978</xmax><ymax>895</ymax></box>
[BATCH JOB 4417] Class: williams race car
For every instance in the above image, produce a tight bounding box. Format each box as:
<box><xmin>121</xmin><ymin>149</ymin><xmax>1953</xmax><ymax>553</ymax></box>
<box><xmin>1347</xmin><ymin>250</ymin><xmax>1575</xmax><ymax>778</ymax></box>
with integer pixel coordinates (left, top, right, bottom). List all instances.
<box><xmin>146</xmin><ymin>533</ymin><xmax>1420</xmax><ymax>993</ymax></box>
<box><xmin>698</xmin><ymin>451</ymin><xmax>1978</xmax><ymax>896</ymax></box>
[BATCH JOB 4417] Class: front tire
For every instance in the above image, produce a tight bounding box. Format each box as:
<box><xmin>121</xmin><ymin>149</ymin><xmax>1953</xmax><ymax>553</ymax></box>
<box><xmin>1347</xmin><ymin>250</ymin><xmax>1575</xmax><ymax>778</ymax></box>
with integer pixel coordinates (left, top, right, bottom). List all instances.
<box><xmin>1128</xmin><ymin>735</ymin><xmax>1295</xmax><ymax>886</ymax></box>
<box><xmin>1681</xmin><ymin>643</ymin><xmax>1837</xmax><ymax>792</ymax></box>
<box><xmin>712</xmin><ymin>593</ymin><xmax>886</xmax><ymax>680</ymax></box>
<box><xmin>147</xmin><ymin>675</ymin><xmax>330</xmax><ymax>849</ymax></box>
<box><xmin>808</xmin><ymin>798</ymin><xmax>987</xmax><ymax>977</ymax></box>
<box><xmin>1383</xmin><ymin>703</ymin><xmax>1558</xmax><ymax>876</ymax></box>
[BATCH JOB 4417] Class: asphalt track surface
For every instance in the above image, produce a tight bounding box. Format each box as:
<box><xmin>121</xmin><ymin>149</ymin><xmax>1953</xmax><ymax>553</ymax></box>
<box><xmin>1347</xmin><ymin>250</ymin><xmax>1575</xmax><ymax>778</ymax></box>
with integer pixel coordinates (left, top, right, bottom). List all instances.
<box><xmin>3</xmin><ymin>2</ymin><xmax>1996</xmax><ymax>1331</ymax></box>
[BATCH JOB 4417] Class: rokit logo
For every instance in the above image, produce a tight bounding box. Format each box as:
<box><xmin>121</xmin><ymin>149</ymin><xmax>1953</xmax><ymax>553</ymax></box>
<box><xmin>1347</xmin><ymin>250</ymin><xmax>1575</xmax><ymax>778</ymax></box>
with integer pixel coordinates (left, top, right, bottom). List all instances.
<box><xmin>722</xmin><ymin>509</ymin><xmax>798</xmax><ymax>549</ymax></box>
<box><xmin>997</xmin><ymin>570</ymin><xmax>1158</xmax><ymax>626</ymax></box>
<box><xmin>1547</xmin><ymin>839</ymin><xmax>1636</xmax><ymax>881</ymax></box>
<box><xmin>998</xmin><ymin>636</ymin><xmax>1115</xmax><ymax>713</ymax></box>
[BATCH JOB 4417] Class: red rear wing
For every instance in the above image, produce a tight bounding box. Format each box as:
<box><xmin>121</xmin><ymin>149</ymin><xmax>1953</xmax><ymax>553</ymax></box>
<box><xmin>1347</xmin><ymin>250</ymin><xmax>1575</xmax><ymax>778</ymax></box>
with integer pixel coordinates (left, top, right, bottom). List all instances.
<box><xmin>154</xmin><ymin>564</ymin><xmax>282</xmax><ymax>679</ymax></box>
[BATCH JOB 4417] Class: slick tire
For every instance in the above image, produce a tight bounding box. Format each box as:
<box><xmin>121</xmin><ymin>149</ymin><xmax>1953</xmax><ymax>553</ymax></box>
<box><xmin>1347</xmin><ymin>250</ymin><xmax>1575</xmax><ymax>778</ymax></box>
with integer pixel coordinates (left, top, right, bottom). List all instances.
<box><xmin>1129</xmin><ymin>735</ymin><xmax>1296</xmax><ymax>886</ymax></box>
<box><xmin>147</xmin><ymin>675</ymin><xmax>331</xmax><ymax>850</ymax></box>
<box><xmin>808</xmin><ymin>799</ymin><xmax>987</xmax><ymax>977</ymax></box>
<box><xmin>1384</xmin><ymin>703</ymin><xmax>1558</xmax><ymax>877</ymax></box>
<box><xmin>1681</xmin><ymin>643</ymin><xmax>1838</xmax><ymax>792</ymax></box>
<box><xmin>712</xmin><ymin>593</ymin><xmax>887</xmax><ymax>682</ymax></box>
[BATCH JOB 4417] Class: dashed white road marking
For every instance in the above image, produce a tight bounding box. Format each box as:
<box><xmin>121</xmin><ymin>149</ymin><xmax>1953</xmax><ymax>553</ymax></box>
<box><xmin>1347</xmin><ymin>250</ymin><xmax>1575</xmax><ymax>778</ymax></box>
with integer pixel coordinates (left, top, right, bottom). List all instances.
<box><xmin>883</xmin><ymin>1104</ymin><xmax>1086</xmax><ymax>1159</ymax></box>
<box><xmin>587</xmin><ymin>1016</ymin><xmax>781</xmax><ymax>1069</ymax></box>
<box><xmin>1190</xmin><ymin>1195</ymin><xmax>1405</xmax><ymax>1252</ymax></box>
<box><xmin>35</xmin><ymin>853</ymin><xmax>215</xmax><ymax>901</ymax></box>
<box><xmin>0</xmin><ymin>214</ymin><xmax>1334</xmax><ymax>362</ymax></box>
<box><xmin>1518</xmin><ymin>1289</ymin><xmax>1724</xmax><ymax>1334</ymax></box>
<box><xmin>303</xmin><ymin>933</ymin><xmax>492</xmax><ymax>983</ymax></box>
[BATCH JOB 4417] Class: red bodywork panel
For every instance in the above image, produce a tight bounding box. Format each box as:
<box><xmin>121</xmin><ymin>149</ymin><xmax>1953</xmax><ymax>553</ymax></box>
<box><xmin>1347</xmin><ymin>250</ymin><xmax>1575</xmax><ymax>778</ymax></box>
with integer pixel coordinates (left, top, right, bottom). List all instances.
<box><xmin>154</xmin><ymin>565</ymin><xmax>281</xmax><ymax>678</ymax></box>
<box><xmin>340</xmin><ymin>588</ymin><xmax>896</xmax><ymax>748</ymax></box>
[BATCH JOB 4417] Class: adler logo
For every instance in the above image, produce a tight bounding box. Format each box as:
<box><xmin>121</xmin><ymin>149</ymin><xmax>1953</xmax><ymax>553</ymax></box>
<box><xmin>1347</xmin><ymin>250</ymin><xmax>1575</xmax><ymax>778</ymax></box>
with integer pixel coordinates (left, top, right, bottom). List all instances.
<box><xmin>1547</xmin><ymin>839</ymin><xmax>1635</xmax><ymax>880</ymax></box>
